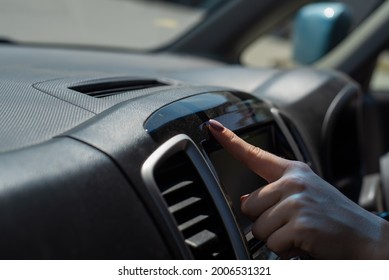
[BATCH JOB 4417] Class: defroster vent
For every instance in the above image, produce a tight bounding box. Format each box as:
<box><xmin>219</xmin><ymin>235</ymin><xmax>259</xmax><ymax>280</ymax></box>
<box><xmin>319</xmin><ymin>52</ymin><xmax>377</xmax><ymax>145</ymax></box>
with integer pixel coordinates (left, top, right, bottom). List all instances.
<box><xmin>154</xmin><ymin>151</ymin><xmax>235</xmax><ymax>259</ymax></box>
<box><xmin>69</xmin><ymin>77</ymin><xmax>170</xmax><ymax>98</ymax></box>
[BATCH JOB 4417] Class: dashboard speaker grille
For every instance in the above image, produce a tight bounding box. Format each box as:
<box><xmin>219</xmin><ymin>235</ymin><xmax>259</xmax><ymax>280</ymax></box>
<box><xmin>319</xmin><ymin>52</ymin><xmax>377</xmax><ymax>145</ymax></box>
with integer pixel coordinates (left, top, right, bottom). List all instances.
<box><xmin>154</xmin><ymin>151</ymin><xmax>235</xmax><ymax>259</ymax></box>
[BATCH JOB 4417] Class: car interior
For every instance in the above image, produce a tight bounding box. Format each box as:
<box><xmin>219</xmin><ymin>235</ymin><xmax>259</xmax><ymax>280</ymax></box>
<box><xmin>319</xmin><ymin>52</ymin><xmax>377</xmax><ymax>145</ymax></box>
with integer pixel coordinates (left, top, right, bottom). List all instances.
<box><xmin>0</xmin><ymin>0</ymin><xmax>388</xmax><ymax>259</ymax></box>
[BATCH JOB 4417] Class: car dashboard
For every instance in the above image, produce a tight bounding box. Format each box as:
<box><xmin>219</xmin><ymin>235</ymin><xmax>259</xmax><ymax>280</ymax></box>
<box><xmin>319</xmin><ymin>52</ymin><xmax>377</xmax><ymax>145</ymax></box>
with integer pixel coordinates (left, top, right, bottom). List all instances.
<box><xmin>0</xmin><ymin>45</ymin><xmax>362</xmax><ymax>259</ymax></box>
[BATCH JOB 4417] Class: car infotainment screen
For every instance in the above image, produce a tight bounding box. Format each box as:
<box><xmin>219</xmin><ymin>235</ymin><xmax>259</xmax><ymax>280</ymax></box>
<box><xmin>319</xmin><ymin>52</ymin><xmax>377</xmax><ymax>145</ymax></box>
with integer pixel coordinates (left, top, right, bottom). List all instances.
<box><xmin>204</xmin><ymin>126</ymin><xmax>275</xmax><ymax>234</ymax></box>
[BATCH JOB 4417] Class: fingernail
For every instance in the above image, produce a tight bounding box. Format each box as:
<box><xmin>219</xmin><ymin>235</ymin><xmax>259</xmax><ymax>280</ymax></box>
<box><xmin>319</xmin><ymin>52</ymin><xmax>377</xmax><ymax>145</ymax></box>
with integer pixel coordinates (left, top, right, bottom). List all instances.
<box><xmin>240</xmin><ymin>194</ymin><xmax>250</xmax><ymax>203</ymax></box>
<box><xmin>208</xmin><ymin>119</ymin><xmax>224</xmax><ymax>132</ymax></box>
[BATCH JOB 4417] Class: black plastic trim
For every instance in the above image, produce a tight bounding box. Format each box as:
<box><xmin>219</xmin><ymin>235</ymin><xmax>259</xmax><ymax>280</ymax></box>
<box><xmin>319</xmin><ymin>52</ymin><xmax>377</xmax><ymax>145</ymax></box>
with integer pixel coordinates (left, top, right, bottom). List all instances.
<box><xmin>142</xmin><ymin>134</ymin><xmax>249</xmax><ymax>259</ymax></box>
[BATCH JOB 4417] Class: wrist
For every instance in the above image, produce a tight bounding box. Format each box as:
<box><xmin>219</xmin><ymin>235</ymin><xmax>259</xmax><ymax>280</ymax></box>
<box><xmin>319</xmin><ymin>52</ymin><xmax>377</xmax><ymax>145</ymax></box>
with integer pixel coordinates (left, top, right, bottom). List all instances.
<box><xmin>374</xmin><ymin>219</ymin><xmax>389</xmax><ymax>259</ymax></box>
<box><xmin>365</xmin><ymin>216</ymin><xmax>389</xmax><ymax>259</ymax></box>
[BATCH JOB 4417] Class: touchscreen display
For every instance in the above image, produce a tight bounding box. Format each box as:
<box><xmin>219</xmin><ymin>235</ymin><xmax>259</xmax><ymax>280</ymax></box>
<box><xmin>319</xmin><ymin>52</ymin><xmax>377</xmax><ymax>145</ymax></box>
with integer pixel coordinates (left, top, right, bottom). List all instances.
<box><xmin>205</xmin><ymin>127</ymin><xmax>275</xmax><ymax>234</ymax></box>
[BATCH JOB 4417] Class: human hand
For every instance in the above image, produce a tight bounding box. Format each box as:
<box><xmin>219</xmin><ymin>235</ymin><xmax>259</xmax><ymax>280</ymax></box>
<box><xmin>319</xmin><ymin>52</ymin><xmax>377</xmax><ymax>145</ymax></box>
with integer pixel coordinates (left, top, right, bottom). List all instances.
<box><xmin>208</xmin><ymin>119</ymin><xmax>389</xmax><ymax>259</ymax></box>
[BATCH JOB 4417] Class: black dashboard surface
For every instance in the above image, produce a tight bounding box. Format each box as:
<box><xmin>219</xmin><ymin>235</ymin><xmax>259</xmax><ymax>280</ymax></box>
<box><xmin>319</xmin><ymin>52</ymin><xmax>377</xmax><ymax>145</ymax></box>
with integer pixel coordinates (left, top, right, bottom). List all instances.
<box><xmin>0</xmin><ymin>45</ymin><xmax>362</xmax><ymax>259</ymax></box>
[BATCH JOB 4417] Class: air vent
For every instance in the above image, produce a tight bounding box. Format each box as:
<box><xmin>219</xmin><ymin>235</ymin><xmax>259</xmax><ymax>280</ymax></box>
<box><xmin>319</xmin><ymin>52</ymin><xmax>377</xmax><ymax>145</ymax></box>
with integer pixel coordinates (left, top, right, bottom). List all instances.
<box><xmin>69</xmin><ymin>77</ymin><xmax>169</xmax><ymax>98</ymax></box>
<box><xmin>154</xmin><ymin>151</ymin><xmax>235</xmax><ymax>259</ymax></box>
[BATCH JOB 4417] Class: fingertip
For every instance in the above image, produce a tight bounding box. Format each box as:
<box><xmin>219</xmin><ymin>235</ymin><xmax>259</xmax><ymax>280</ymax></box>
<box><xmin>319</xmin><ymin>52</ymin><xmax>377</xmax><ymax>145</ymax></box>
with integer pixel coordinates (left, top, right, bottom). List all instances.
<box><xmin>208</xmin><ymin>119</ymin><xmax>225</xmax><ymax>132</ymax></box>
<box><xmin>240</xmin><ymin>194</ymin><xmax>252</xmax><ymax>217</ymax></box>
<box><xmin>240</xmin><ymin>194</ymin><xmax>250</xmax><ymax>203</ymax></box>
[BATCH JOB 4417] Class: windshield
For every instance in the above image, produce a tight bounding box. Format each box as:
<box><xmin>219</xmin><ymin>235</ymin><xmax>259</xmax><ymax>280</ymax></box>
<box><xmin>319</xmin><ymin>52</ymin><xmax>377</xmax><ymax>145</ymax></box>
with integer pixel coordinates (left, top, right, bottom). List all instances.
<box><xmin>0</xmin><ymin>0</ymin><xmax>228</xmax><ymax>50</ymax></box>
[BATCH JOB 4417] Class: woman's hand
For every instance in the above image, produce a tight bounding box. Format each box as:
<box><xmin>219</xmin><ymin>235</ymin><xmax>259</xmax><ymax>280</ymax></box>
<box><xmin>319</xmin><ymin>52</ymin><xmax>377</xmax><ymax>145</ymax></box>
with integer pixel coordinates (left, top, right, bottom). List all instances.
<box><xmin>208</xmin><ymin>119</ymin><xmax>389</xmax><ymax>259</ymax></box>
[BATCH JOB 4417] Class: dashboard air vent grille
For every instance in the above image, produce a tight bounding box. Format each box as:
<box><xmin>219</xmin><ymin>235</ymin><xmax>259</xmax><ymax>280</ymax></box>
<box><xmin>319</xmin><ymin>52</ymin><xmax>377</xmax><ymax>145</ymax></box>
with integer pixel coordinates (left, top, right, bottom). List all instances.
<box><xmin>69</xmin><ymin>78</ymin><xmax>168</xmax><ymax>98</ymax></box>
<box><xmin>154</xmin><ymin>151</ymin><xmax>235</xmax><ymax>259</ymax></box>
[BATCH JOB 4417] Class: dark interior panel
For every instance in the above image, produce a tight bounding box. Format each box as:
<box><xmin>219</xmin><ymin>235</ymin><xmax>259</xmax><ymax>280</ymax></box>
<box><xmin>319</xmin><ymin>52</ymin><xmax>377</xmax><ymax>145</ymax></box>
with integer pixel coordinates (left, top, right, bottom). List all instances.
<box><xmin>0</xmin><ymin>44</ymin><xmax>366</xmax><ymax>259</ymax></box>
<box><xmin>0</xmin><ymin>137</ymin><xmax>171</xmax><ymax>259</ymax></box>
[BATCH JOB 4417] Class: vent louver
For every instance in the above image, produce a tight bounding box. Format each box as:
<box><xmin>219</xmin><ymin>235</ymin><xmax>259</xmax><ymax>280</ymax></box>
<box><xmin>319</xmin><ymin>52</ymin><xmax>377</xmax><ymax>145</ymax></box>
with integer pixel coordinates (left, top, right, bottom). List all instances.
<box><xmin>69</xmin><ymin>77</ymin><xmax>169</xmax><ymax>98</ymax></box>
<box><xmin>154</xmin><ymin>151</ymin><xmax>235</xmax><ymax>259</ymax></box>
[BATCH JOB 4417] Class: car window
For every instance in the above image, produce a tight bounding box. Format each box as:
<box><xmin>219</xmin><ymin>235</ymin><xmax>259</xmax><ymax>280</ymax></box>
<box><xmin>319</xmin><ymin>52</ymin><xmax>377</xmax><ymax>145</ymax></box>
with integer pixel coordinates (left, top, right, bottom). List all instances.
<box><xmin>0</xmin><ymin>0</ymin><xmax>229</xmax><ymax>50</ymax></box>
<box><xmin>371</xmin><ymin>49</ymin><xmax>389</xmax><ymax>92</ymax></box>
<box><xmin>241</xmin><ymin>0</ymin><xmax>384</xmax><ymax>68</ymax></box>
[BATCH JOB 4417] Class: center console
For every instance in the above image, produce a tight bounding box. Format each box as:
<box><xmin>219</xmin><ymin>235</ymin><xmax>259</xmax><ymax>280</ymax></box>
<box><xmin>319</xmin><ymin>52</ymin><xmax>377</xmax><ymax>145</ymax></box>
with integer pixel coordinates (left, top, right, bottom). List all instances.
<box><xmin>142</xmin><ymin>90</ymin><xmax>304</xmax><ymax>259</ymax></box>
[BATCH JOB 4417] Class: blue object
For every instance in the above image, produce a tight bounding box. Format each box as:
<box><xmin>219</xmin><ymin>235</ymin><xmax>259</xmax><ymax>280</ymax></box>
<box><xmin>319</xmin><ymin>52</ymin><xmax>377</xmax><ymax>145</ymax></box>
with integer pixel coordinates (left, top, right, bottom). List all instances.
<box><xmin>293</xmin><ymin>3</ymin><xmax>352</xmax><ymax>64</ymax></box>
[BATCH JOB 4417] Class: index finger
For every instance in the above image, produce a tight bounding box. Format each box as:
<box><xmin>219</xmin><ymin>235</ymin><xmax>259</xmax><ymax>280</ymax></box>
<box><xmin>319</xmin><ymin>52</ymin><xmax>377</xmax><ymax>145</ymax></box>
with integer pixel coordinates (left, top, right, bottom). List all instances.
<box><xmin>208</xmin><ymin>119</ymin><xmax>291</xmax><ymax>182</ymax></box>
